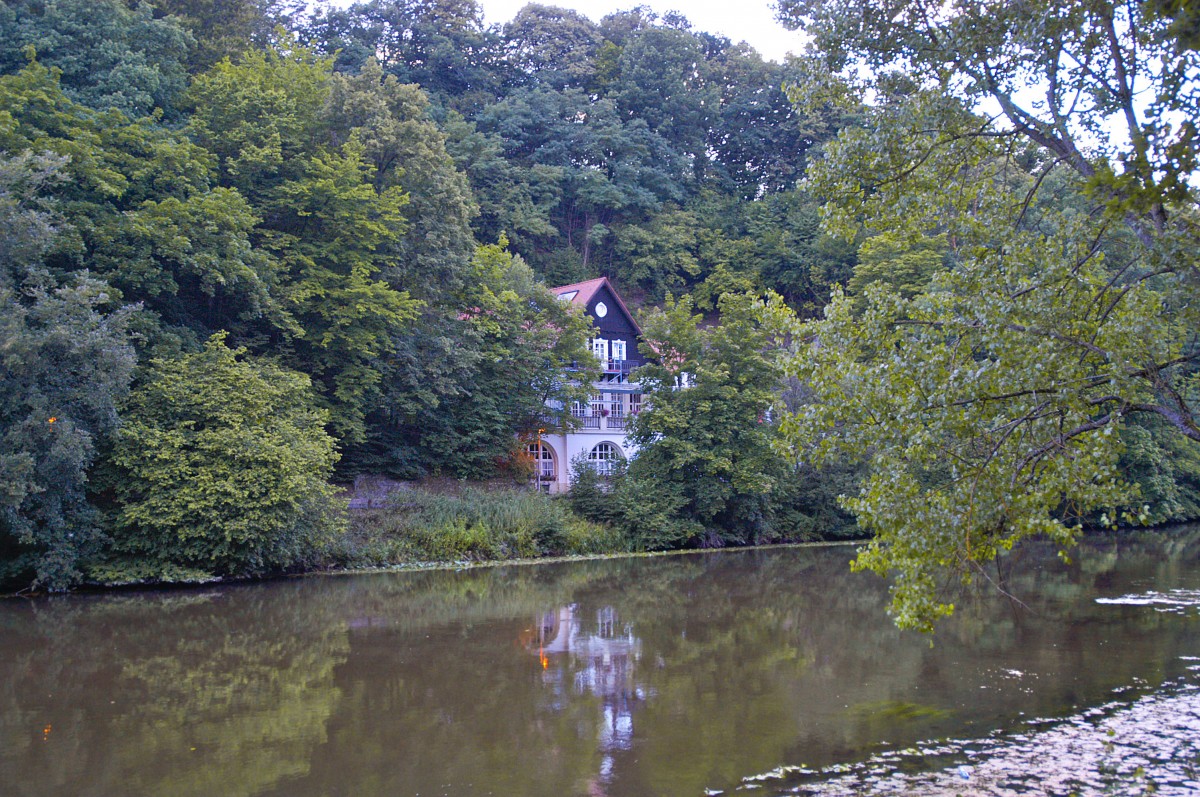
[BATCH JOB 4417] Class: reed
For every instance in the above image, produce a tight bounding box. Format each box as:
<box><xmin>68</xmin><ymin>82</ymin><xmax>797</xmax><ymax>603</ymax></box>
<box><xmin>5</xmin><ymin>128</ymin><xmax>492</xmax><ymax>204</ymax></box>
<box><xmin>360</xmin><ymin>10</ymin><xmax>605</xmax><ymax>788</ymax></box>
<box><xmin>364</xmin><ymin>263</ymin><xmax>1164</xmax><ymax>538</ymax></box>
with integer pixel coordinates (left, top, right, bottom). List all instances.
<box><xmin>327</xmin><ymin>487</ymin><xmax>631</xmax><ymax>568</ymax></box>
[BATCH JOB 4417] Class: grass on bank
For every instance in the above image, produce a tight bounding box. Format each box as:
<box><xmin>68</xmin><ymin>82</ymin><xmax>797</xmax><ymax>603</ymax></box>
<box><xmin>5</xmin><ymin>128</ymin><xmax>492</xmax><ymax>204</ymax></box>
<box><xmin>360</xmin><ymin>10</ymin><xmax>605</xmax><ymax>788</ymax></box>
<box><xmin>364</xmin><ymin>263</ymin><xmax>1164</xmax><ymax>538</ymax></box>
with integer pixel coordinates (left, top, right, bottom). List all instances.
<box><xmin>322</xmin><ymin>486</ymin><xmax>633</xmax><ymax>569</ymax></box>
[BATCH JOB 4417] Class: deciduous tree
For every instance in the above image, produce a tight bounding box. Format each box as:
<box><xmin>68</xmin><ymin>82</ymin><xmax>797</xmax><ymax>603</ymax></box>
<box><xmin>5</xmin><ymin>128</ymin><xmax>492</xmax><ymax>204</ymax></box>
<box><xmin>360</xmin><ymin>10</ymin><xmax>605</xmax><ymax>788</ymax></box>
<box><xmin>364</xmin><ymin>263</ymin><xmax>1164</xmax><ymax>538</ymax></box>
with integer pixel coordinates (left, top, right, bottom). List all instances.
<box><xmin>109</xmin><ymin>333</ymin><xmax>344</xmax><ymax>578</ymax></box>
<box><xmin>777</xmin><ymin>0</ymin><xmax>1200</xmax><ymax>630</ymax></box>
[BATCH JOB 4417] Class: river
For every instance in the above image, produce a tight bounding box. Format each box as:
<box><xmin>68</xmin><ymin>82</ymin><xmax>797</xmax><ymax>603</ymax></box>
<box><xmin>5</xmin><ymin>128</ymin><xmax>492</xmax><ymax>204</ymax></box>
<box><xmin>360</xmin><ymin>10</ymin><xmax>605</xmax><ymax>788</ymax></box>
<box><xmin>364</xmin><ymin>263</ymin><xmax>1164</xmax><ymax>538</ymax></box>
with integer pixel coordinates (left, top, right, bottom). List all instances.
<box><xmin>1</xmin><ymin>527</ymin><xmax>1198</xmax><ymax>796</ymax></box>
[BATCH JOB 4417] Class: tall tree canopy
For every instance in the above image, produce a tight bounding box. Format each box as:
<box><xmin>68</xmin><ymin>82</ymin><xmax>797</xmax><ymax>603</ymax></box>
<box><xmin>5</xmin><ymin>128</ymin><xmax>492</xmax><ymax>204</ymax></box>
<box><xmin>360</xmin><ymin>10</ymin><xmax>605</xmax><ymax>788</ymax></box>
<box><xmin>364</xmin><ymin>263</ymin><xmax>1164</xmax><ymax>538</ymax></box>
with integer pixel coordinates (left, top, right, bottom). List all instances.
<box><xmin>777</xmin><ymin>0</ymin><xmax>1200</xmax><ymax>630</ymax></box>
<box><xmin>0</xmin><ymin>0</ymin><xmax>193</xmax><ymax>118</ymax></box>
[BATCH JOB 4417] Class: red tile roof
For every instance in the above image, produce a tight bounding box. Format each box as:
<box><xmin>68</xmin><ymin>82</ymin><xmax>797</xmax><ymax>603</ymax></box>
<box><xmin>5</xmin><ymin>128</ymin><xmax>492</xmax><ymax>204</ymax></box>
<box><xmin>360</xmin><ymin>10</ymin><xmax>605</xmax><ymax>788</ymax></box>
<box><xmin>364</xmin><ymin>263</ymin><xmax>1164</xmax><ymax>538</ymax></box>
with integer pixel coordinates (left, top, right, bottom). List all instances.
<box><xmin>550</xmin><ymin>277</ymin><xmax>641</xmax><ymax>334</ymax></box>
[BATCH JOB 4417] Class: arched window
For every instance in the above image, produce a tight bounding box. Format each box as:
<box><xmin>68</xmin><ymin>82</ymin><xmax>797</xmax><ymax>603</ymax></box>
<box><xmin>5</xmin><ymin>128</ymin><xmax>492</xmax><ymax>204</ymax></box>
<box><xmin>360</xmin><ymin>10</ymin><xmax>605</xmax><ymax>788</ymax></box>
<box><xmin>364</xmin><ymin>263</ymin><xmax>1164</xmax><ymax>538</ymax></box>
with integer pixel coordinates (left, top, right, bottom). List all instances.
<box><xmin>588</xmin><ymin>442</ymin><xmax>623</xmax><ymax>476</ymax></box>
<box><xmin>526</xmin><ymin>442</ymin><xmax>556</xmax><ymax>483</ymax></box>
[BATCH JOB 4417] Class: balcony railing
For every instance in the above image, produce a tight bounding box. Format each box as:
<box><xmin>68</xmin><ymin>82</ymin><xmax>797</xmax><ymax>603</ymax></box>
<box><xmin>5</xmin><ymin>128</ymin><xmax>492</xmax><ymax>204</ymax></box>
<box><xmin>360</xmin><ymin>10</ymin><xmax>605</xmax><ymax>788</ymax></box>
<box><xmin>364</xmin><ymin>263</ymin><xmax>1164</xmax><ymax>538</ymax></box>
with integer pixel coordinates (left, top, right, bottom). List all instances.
<box><xmin>602</xmin><ymin>358</ymin><xmax>642</xmax><ymax>376</ymax></box>
<box><xmin>545</xmin><ymin>413</ymin><xmax>631</xmax><ymax>433</ymax></box>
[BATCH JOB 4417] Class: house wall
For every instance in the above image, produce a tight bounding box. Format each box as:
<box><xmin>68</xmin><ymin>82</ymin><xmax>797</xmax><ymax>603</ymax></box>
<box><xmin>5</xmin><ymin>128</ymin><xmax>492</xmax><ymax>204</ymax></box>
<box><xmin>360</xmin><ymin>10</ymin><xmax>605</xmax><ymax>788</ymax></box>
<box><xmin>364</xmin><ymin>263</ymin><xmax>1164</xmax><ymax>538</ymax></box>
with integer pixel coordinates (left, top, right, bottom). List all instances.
<box><xmin>584</xmin><ymin>283</ymin><xmax>642</xmax><ymax>363</ymax></box>
<box><xmin>532</xmin><ymin>278</ymin><xmax>643</xmax><ymax>493</ymax></box>
<box><xmin>537</xmin><ymin>421</ymin><xmax>639</xmax><ymax>494</ymax></box>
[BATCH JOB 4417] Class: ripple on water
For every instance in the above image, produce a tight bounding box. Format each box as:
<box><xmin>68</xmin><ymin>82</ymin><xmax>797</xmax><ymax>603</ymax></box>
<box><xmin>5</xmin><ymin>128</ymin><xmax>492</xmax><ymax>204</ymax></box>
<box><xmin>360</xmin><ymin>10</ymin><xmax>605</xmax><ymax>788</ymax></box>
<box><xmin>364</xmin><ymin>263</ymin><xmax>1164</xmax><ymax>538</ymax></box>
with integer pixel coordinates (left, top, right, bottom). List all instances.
<box><xmin>732</xmin><ymin>675</ymin><xmax>1200</xmax><ymax>797</ymax></box>
<box><xmin>1095</xmin><ymin>588</ymin><xmax>1200</xmax><ymax>615</ymax></box>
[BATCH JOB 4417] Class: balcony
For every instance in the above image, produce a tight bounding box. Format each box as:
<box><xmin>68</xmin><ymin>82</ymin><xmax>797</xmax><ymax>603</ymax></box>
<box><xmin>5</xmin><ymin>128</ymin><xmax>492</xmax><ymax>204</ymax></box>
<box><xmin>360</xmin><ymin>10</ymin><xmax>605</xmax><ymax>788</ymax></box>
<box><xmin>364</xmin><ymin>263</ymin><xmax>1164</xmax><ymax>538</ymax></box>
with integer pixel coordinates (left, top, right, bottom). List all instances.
<box><xmin>560</xmin><ymin>413</ymin><xmax>629</xmax><ymax>433</ymax></box>
<box><xmin>601</xmin><ymin>358</ymin><xmax>642</xmax><ymax>382</ymax></box>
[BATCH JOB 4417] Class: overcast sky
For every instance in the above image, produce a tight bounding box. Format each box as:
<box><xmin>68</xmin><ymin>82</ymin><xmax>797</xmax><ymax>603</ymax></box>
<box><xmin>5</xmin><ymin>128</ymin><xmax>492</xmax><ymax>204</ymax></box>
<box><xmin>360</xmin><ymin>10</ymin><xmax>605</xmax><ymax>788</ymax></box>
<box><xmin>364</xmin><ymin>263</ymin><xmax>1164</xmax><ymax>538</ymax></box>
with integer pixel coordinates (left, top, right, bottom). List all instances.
<box><xmin>321</xmin><ymin>1</ymin><xmax>805</xmax><ymax>62</ymax></box>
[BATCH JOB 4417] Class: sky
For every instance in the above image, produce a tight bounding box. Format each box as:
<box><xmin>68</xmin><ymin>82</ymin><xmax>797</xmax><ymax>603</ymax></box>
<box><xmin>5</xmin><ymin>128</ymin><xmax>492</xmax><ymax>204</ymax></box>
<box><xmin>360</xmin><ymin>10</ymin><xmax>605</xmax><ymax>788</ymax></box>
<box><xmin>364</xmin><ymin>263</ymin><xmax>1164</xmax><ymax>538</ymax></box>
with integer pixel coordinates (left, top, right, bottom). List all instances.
<box><xmin>321</xmin><ymin>1</ymin><xmax>806</xmax><ymax>63</ymax></box>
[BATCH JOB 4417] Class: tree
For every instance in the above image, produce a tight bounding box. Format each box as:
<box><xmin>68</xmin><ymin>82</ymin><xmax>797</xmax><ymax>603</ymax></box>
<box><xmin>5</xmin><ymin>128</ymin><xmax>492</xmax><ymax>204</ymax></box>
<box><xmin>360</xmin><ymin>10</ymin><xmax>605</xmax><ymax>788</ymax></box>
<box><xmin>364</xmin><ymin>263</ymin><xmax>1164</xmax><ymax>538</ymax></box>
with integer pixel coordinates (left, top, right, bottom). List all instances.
<box><xmin>0</xmin><ymin>278</ymin><xmax>136</xmax><ymax>591</ymax></box>
<box><xmin>323</xmin><ymin>58</ymin><xmax>477</xmax><ymax>300</ymax></box>
<box><xmin>503</xmin><ymin>4</ymin><xmax>604</xmax><ymax>90</ymax></box>
<box><xmin>622</xmin><ymin>292</ymin><xmax>790</xmax><ymax>548</ymax></box>
<box><xmin>776</xmin><ymin>0</ymin><xmax>1200</xmax><ymax>630</ymax></box>
<box><xmin>264</xmin><ymin>139</ymin><xmax>421</xmax><ymax>443</ymax></box>
<box><xmin>183</xmin><ymin>35</ymin><xmax>331</xmax><ymax>202</ymax></box>
<box><xmin>370</xmin><ymin>239</ymin><xmax>596</xmax><ymax>479</ymax></box>
<box><xmin>611</xmin><ymin>25</ymin><xmax>716</xmax><ymax>182</ymax></box>
<box><xmin>0</xmin><ymin>0</ymin><xmax>193</xmax><ymax>118</ymax></box>
<box><xmin>304</xmin><ymin>0</ymin><xmax>506</xmax><ymax>113</ymax></box>
<box><xmin>151</xmin><ymin>0</ymin><xmax>308</xmax><ymax>72</ymax></box>
<box><xmin>0</xmin><ymin>58</ymin><xmax>276</xmax><ymax>354</ymax></box>
<box><xmin>0</xmin><ymin>151</ymin><xmax>136</xmax><ymax>591</ymax></box>
<box><xmin>476</xmin><ymin>86</ymin><xmax>686</xmax><ymax>273</ymax></box>
<box><xmin>108</xmin><ymin>333</ymin><xmax>344</xmax><ymax>579</ymax></box>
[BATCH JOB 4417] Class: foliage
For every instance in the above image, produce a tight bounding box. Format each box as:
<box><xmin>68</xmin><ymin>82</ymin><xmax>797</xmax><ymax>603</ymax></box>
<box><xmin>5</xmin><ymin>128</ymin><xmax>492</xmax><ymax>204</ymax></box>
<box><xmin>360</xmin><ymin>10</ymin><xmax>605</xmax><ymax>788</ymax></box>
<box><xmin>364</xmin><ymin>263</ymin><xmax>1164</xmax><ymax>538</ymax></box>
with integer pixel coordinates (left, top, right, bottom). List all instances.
<box><xmin>0</xmin><ymin>0</ymin><xmax>876</xmax><ymax>592</ymax></box>
<box><xmin>329</xmin><ymin>486</ymin><xmax>628</xmax><ymax>567</ymax></box>
<box><xmin>376</xmin><ymin>239</ymin><xmax>596</xmax><ymax>479</ymax></box>
<box><xmin>305</xmin><ymin>0</ymin><xmax>506</xmax><ymax>113</ymax></box>
<box><xmin>777</xmin><ymin>0</ymin><xmax>1200</xmax><ymax>630</ymax></box>
<box><xmin>568</xmin><ymin>292</ymin><xmax>817</xmax><ymax>549</ymax></box>
<box><xmin>108</xmin><ymin>334</ymin><xmax>344</xmax><ymax>579</ymax></box>
<box><xmin>184</xmin><ymin>34</ymin><xmax>332</xmax><ymax>201</ymax></box>
<box><xmin>0</xmin><ymin>150</ymin><xmax>136</xmax><ymax>591</ymax></box>
<box><xmin>1118</xmin><ymin>414</ymin><xmax>1200</xmax><ymax>525</ymax></box>
<box><xmin>324</xmin><ymin>57</ymin><xmax>477</xmax><ymax>299</ymax></box>
<box><xmin>0</xmin><ymin>277</ymin><xmax>135</xmax><ymax>591</ymax></box>
<box><xmin>626</xmin><ymin>292</ymin><xmax>801</xmax><ymax>547</ymax></box>
<box><xmin>0</xmin><ymin>0</ymin><xmax>193</xmax><ymax>118</ymax></box>
<box><xmin>265</xmin><ymin>139</ymin><xmax>421</xmax><ymax>442</ymax></box>
<box><xmin>152</xmin><ymin>0</ymin><xmax>307</xmax><ymax>71</ymax></box>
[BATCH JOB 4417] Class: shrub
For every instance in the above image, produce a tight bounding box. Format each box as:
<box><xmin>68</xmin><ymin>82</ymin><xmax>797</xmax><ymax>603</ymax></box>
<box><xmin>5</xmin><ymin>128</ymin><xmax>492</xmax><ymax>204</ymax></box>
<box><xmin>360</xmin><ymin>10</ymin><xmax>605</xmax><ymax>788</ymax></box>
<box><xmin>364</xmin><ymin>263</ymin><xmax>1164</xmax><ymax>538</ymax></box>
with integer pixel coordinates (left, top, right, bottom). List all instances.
<box><xmin>330</xmin><ymin>485</ymin><xmax>629</xmax><ymax>568</ymax></box>
<box><xmin>107</xmin><ymin>334</ymin><xmax>345</xmax><ymax>580</ymax></box>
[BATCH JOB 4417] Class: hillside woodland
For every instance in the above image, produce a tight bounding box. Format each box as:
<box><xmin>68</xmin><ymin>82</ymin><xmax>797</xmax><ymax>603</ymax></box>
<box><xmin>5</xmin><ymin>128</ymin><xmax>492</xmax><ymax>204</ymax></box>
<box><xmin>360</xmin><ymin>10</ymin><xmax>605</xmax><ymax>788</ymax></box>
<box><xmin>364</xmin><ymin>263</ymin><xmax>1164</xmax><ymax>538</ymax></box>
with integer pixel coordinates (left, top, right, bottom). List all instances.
<box><xmin>1</xmin><ymin>0</ymin><xmax>1197</xmax><ymax>610</ymax></box>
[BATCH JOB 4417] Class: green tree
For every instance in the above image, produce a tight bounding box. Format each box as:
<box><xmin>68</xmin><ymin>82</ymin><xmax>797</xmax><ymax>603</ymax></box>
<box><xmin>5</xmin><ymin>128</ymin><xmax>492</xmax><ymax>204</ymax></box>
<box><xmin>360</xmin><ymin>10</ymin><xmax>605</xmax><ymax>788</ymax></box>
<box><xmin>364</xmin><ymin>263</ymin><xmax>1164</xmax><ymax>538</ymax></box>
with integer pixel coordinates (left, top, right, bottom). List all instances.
<box><xmin>845</xmin><ymin>231</ymin><xmax>947</xmax><ymax>303</ymax></box>
<box><xmin>264</xmin><ymin>139</ymin><xmax>421</xmax><ymax>443</ymax></box>
<box><xmin>612</xmin><ymin>25</ymin><xmax>716</xmax><ymax>181</ymax></box>
<box><xmin>386</xmin><ymin>239</ymin><xmax>596</xmax><ymax>479</ymax></box>
<box><xmin>108</xmin><ymin>333</ymin><xmax>344</xmax><ymax>579</ymax></box>
<box><xmin>503</xmin><ymin>4</ymin><xmax>605</xmax><ymax>90</ymax></box>
<box><xmin>777</xmin><ymin>0</ymin><xmax>1200</xmax><ymax>630</ymax></box>
<box><xmin>0</xmin><ymin>0</ymin><xmax>193</xmax><ymax>118</ymax></box>
<box><xmin>622</xmin><ymin>292</ymin><xmax>790</xmax><ymax>548</ymax></box>
<box><xmin>441</xmin><ymin>111</ymin><xmax>562</xmax><ymax>256</ymax></box>
<box><xmin>0</xmin><ymin>59</ymin><xmax>260</xmax><ymax>352</ymax></box>
<box><xmin>183</xmin><ymin>35</ymin><xmax>331</xmax><ymax>202</ymax></box>
<box><xmin>1</xmin><ymin>277</ymin><xmax>136</xmax><ymax>591</ymax></box>
<box><xmin>90</xmin><ymin>186</ymin><xmax>290</xmax><ymax>343</ymax></box>
<box><xmin>151</xmin><ymin>0</ymin><xmax>306</xmax><ymax>71</ymax></box>
<box><xmin>305</xmin><ymin>0</ymin><xmax>506</xmax><ymax>113</ymax></box>
<box><xmin>0</xmin><ymin>151</ymin><xmax>136</xmax><ymax>591</ymax></box>
<box><xmin>323</xmin><ymin>58</ymin><xmax>477</xmax><ymax>299</ymax></box>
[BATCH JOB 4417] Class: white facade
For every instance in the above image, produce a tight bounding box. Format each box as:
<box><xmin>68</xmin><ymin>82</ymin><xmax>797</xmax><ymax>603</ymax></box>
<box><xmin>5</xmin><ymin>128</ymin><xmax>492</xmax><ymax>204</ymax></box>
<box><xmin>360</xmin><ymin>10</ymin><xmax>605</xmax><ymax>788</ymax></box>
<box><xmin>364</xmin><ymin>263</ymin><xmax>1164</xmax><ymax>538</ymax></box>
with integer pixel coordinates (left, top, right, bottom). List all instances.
<box><xmin>529</xmin><ymin>393</ymin><xmax>641</xmax><ymax>493</ymax></box>
<box><xmin>527</xmin><ymin>277</ymin><xmax>645</xmax><ymax>493</ymax></box>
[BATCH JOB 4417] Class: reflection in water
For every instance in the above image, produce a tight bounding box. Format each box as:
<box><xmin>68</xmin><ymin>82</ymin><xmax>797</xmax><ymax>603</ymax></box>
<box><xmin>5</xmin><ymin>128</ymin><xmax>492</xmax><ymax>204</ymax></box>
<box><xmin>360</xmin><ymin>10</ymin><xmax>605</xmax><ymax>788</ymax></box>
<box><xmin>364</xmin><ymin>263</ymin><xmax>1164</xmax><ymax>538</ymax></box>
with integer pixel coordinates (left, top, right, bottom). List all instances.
<box><xmin>773</xmin><ymin>678</ymin><xmax>1200</xmax><ymax>796</ymax></box>
<box><xmin>0</xmin><ymin>588</ymin><xmax>350</xmax><ymax>797</ymax></box>
<box><xmin>1</xmin><ymin>527</ymin><xmax>1198</xmax><ymax>797</ymax></box>
<box><xmin>1095</xmin><ymin>588</ymin><xmax>1200</xmax><ymax>614</ymax></box>
<box><xmin>522</xmin><ymin>605</ymin><xmax>645</xmax><ymax>793</ymax></box>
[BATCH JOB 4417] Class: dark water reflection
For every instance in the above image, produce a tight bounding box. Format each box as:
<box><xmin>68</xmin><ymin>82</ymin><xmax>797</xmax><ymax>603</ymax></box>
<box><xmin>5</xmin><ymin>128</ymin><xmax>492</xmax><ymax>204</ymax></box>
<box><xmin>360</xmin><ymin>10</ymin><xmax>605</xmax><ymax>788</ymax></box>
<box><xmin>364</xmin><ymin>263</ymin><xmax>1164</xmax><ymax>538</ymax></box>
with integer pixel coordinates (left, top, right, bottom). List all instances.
<box><xmin>2</xmin><ymin>528</ymin><xmax>1199</xmax><ymax>797</ymax></box>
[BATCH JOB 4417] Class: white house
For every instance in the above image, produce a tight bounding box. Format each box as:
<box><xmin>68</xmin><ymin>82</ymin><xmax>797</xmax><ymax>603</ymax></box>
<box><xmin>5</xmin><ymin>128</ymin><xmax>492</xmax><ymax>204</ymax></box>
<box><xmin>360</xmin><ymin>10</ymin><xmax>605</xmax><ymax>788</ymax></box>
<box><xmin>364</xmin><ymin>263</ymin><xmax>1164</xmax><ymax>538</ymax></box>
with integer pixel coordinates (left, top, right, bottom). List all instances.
<box><xmin>526</xmin><ymin>277</ymin><xmax>644</xmax><ymax>493</ymax></box>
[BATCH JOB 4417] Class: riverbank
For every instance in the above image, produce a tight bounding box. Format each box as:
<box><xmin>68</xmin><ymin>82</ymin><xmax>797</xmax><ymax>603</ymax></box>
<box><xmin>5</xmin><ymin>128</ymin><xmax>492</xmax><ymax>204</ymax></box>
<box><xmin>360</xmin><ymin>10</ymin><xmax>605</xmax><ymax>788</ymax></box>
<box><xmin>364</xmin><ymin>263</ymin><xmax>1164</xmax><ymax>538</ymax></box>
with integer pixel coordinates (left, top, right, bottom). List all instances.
<box><xmin>1</xmin><ymin>480</ymin><xmax>861</xmax><ymax>596</ymax></box>
<box><xmin>320</xmin><ymin>485</ymin><xmax>634</xmax><ymax>569</ymax></box>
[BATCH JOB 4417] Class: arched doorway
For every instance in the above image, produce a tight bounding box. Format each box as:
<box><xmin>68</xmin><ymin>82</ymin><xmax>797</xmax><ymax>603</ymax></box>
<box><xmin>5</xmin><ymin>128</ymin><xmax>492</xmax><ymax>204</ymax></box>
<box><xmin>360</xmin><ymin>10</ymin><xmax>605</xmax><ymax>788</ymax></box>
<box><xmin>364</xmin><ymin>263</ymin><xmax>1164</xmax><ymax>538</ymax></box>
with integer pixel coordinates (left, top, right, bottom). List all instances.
<box><xmin>526</xmin><ymin>441</ymin><xmax>557</xmax><ymax>490</ymax></box>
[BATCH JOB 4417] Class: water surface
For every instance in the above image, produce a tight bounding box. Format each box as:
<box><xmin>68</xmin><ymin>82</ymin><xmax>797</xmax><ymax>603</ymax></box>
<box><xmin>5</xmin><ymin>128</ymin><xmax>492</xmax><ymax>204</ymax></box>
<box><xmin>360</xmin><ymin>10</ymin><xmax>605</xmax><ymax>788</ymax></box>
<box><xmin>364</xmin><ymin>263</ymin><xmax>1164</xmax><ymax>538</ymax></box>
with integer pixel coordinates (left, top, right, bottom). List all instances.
<box><xmin>2</xmin><ymin>528</ymin><xmax>1198</xmax><ymax>796</ymax></box>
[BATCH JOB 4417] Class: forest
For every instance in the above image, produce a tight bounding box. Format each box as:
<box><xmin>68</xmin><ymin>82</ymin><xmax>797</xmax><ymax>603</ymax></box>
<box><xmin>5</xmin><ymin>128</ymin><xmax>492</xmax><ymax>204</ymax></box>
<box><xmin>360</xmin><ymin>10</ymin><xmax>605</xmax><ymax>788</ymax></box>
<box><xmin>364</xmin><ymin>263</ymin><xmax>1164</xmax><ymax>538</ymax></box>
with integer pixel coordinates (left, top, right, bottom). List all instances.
<box><xmin>1</xmin><ymin>0</ymin><xmax>1198</xmax><ymax>623</ymax></box>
